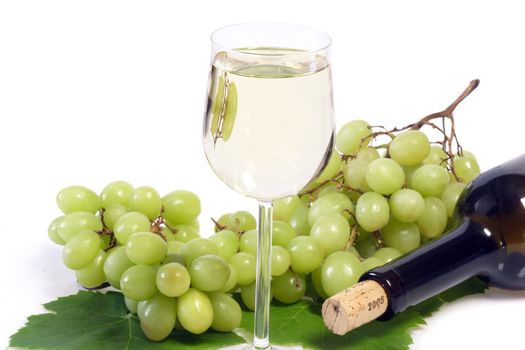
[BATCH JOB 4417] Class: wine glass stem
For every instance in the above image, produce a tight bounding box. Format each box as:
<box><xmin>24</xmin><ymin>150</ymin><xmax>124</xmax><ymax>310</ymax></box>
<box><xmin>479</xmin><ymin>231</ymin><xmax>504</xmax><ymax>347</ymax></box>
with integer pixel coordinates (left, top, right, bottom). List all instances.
<box><xmin>253</xmin><ymin>201</ymin><xmax>273</xmax><ymax>350</ymax></box>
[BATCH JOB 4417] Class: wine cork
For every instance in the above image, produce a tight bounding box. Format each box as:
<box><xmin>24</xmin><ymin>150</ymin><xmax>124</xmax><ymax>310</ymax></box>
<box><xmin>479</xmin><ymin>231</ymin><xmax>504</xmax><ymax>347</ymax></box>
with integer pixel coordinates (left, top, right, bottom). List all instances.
<box><xmin>322</xmin><ymin>280</ymin><xmax>388</xmax><ymax>335</ymax></box>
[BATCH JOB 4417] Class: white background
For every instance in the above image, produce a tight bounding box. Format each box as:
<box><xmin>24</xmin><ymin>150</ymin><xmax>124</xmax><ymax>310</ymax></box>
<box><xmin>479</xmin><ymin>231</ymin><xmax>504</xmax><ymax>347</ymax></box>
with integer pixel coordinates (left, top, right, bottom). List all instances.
<box><xmin>1</xmin><ymin>0</ymin><xmax>524</xmax><ymax>349</ymax></box>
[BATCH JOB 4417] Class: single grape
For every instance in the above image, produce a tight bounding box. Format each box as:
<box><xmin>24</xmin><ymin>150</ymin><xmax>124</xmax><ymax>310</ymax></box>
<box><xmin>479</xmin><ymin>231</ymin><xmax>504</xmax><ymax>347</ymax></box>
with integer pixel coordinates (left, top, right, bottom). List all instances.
<box><xmin>56</xmin><ymin>185</ymin><xmax>101</xmax><ymax>214</ymax></box>
<box><xmin>181</xmin><ymin>238</ymin><xmax>218</xmax><ymax>265</ymax></box>
<box><xmin>389</xmin><ymin>130</ymin><xmax>431</xmax><ymax>166</ymax></box>
<box><xmin>356</xmin><ymin>192</ymin><xmax>390</xmax><ymax>232</ymax></box>
<box><xmin>177</xmin><ymin>288</ymin><xmax>213</xmax><ymax>335</ymax></box>
<box><xmin>126</xmin><ymin>232</ymin><xmax>167</xmax><ymax>265</ymax></box>
<box><xmin>410</xmin><ymin>164</ymin><xmax>449</xmax><ymax>197</ymax></box>
<box><xmin>316</xmin><ymin>150</ymin><xmax>342</xmax><ymax>182</ymax></box>
<box><xmin>365</xmin><ymin>158</ymin><xmax>405</xmax><ymax>195</ymax></box>
<box><xmin>76</xmin><ymin>250</ymin><xmax>107</xmax><ymax>288</ymax></box>
<box><xmin>317</xmin><ymin>183</ymin><xmax>340</xmax><ymax>197</ymax></box>
<box><xmin>381</xmin><ymin>218</ymin><xmax>421</xmax><ymax>253</ymax></box>
<box><xmin>226</xmin><ymin>210</ymin><xmax>257</xmax><ymax>233</ymax></box>
<box><xmin>311</xmin><ymin>267</ymin><xmax>328</xmax><ymax>299</ymax></box>
<box><xmin>162</xmin><ymin>190</ymin><xmax>201</xmax><ymax>226</ymax></box>
<box><xmin>209</xmin><ymin>229</ymin><xmax>239</xmax><ymax>260</ymax></box>
<box><xmin>417</xmin><ymin>197</ymin><xmax>448</xmax><ymax>238</ymax></box>
<box><xmin>229</xmin><ymin>252</ymin><xmax>256</xmax><ymax>286</ymax></box>
<box><xmin>271</xmin><ymin>269</ymin><xmax>306</xmax><ymax>304</ymax></box>
<box><xmin>221</xmin><ymin>264</ymin><xmax>238</xmax><ymax>293</ymax></box>
<box><xmin>57</xmin><ymin>212</ymin><xmax>103</xmax><ymax>242</ymax></box>
<box><xmin>453</xmin><ymin>151</ymin><xmax>481</xmax><ymax>183</ymax></box>
<box><xmin>120</xmin><ymin>264</ymin><xmax>158</xmax><ymax>301</ymax></box>
<box><xmin>402</xmin><ymin>164</ymin><xmax>421</xmax><ymax>187</ymax></box>
<box><xmin>321</xmin><ymin>251</ymin><xmax>362</xmax><ymax>297</ymax></box>
<box><xmin>102</xmin><ymin>204</ymin><xmax>128</xmax><ymax>231</ymax></box>
<box><xmin>103</xmin><ymin>246</ymin><xmax>135</xmax><ymax>289</ymax></box>
<box><xmin>374</xmin><ymin>247</ymin><xmax>402</xmax><ymax>263</ymax></box>
<box><xmin>336</xmin><ymin>120</ymin><xmax>371</xmax><ymax>155</ymax></box>
<box><xmin>241</xmin><ymin>282</ymin><xmax>274</xmax><ymax>311</ymax></box>
<box><xmin>423</xmin><ymin>146</ymin><xmax>448</xmax><ymax>167</ymax></box>
<box><xmin>441</xmin><ymin>182</ymin><xmax>467</xmax><ymax>217</ymax></box>
<box><xmin>272</xmin><ymin>220</ymin><xmax>297</xmax><ymax>247</ymax></box>
<box><xmin>356</xmin><ymin>234</ymin><xmax>378</xmax><ymax>258</ymax></box>
<box><xmin>113</xmin><ymin>211</ymin><xmax>151</xmax><ymax>245</ymax></box>
<box><xmin>362</xmin><ymin>257</ymin><xmax>383</xmax><ymax>272</ymax></box>
<box><xmin>139</xmin><ymin>293</ymin><xmax>177</xmax><ymax>341</ymax></box>
<box><xmin>48</xmin><ymin>216</ymin><xmax>66</xmax><ymax>245</ymax></box>
<box><xmin>271</xmin><ymin>245</ymin><xmax>291</xmax><ymax>276</ymax></box>
<box><xmin>310</xmin><ymin>213</ymin><xmax>350</xmax><ymax>256</ymax></box>
<box><xmin>287</xmin><ymin>236</ymin><xmax>323</xmax><ymax>274</ymax></box>
<box><xmin>343</xmin><ymin>159</ymin><xmax>371</xmax><ymax>192</ymax></box>
<box><xmin>156</xmin><ymin>262</ymin><xmax>190</xmax><ymax>297</ymax></box>
<box><xmin>162</xmin><ymin>253</ymin><xmax>186</xmax><ymax>265</ymax></box>
<box><xmin>214</xmin><ymin>213</ymin><xmax>231</xmax><ymax>233</ymax></box>
<box><xmin>129</xmin><ymin>186</ymin><xmax>162</xmax><ymax>220</ymax></box>
<box><xmin>100</xmin><ymin>181</ymin><xmax>134</xmax><ymax>208</ymax></box>
<box><xmin>189</xmin><ymin>255</ymin><xmax>230</xmax><ymax>292</ymax></box>
<box><xmin>62</xmin><ymin>229</ymin><xmax>101</xmax><ymax>270</ymax></box>
<box><xmin>308</xmin><ymin>192</ymin><xmax>354</xmax><ymax>226</ymax></box>
<box><xmin>288</xmin><ymin>204</ymin><xmax>311</xmax><ymax>236</ymax></box>
<box><xmin>166</xmin><ymin>240</ymin><xmax>185</xmax><ymax>255</ymax></box>
<box><xmin>389</xmin><ymin>188</ymin><xmax>425</xmax><ymax>223</ymax></box>
<box><xmin>188</xmin><ymin>219</ymin><xmax>200</xmax><ymax>232</ymax></box>
<box><xmin>125</xmin><ymin>297</ymin><xmax>138</xmax><ymax>314</ymax></box>
<box><xmin>346</xmin><ymin>245</ymin><xmax>361</xmax><ymax>257</ymax></box>
<box><xmin>356</xmin><ymin>147</ymin><xmax>380</xmax><ymax>162</ymax></box>
<box><xmin>239</xmin><ymin>229</ymin><xmax>258</xmax><ymax>255</ymax></box>
<box><xmin>209</xmin><ymin>292</ymin><xmax>242</xmax><ymax>332</ymax></box>
<box><xmin>170</xmin><ymin>225</ymin><xmax>200</xmax><ymax>243</ymax></box>
<box><xmin>273</xmin><ymin>195</ymin><xmax>302</xmax><ymax>222</ymax></box>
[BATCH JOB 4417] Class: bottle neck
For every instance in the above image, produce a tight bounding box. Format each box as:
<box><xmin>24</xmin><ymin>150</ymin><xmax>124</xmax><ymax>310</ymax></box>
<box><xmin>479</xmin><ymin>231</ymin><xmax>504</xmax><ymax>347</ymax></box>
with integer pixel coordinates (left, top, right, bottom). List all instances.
<box><xmin>360</xmin><ymin>218</ymin><xmax>501</xmax><ymax>319</ymax></box>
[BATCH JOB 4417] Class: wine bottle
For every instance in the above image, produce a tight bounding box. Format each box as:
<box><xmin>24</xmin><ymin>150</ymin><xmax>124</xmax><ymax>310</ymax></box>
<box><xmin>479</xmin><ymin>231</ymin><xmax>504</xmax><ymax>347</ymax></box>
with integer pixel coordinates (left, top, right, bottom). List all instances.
<box><xmin>322</xmin><ymin>154</ymin><xmax>525</xmax><ymax>335</ymax></box>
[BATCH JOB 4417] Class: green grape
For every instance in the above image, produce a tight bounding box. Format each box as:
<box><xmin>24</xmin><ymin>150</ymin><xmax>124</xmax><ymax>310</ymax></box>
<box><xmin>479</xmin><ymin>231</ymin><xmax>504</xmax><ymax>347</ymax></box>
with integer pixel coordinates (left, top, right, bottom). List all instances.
<box><xmin>226</xmin><ymin>210</ymin><xmax>257</xmax><ymax>232</ymax></box>
<box><xmin>311</xmin><ymin>267</ymin><xmax>328</xmax><ymax>299</ymax></box>
<box><xmin>288</xmin><ymin>204</ymin><xmax>311</xmax><ymax>236</ymax></box>
<box><xmin>241</xmin><ymin>282</ymin><xmax>274</xmax><ymax>311</ymax></box>
<box><xmin>356</xmin><ymin>147</ymin><xmax>380</xmax><ymax>162</ymax></box>
<box><xmin>156</xmin><ymin>262</ymin><xmax>190</xmax><ymax>297</ymax></box>
<box><xmin>56</xmin><ymin>185</ymin><xmax>101</xmax><ymax>214</ymax></box>
<box><xmin>62</xmin><ymin>229</ymin><xmax>101</xmax><ymax>270</ymax></box>
<box><xmin>139</xmin><ymin>293</ymin><xmax>177</xmax><ymax>341</ymax></box>
<box><xmin>453</xmin><ymin>151</ymin><xmax>481</xmax><ymax>183</ymax></box>
<box><xmin>177</xmin><ymin>288</ymin><xmax>213</xmax><ymax>335</ymax></box>
<box><xmin>162</xmin><ymin>190</ymin><xmax>201</xmax><ymax>225</ymax></box>
<box><xmin>308</xmin><ymin>192</ymin><xmax>354</xmax><ymax>226</ymax></box>
<box><xmin>316</xmin><ymin>149</ymin><xmax>342</xmax><ymax>182</ymax></box>
<box><xmin>272</xmin><ymin>220</ymin><xmax>297</xmax><ymax>247</ymax></box>
<box><xmin>214</xmin><ymin>213</ymin><xmax>231</xmax><ymax>233</ymax></box>
<box><xmin>381</xmin><ymin>218</ymin><xmax>421</xmax><ymax>253</ymax></box>
<box><xmin>389</xmin><ymin>188</ymin><xmax>425</xmax><ymax>223</ymax></box>
<box><xmin>271</xmin><ymin>245</ymin><xmax>290</xmax><ymax>276</ymax></box>
<box><xmin>310</xmin><ymin>213</ymin><xmax>350</xmax><ymax>256</ymax></box>
<box><xmin>163</xmin><ymin>253</ymin><xmax>186</xmax><ymax>265</ymax></box>
<box><xmin>209</xmin><ymin>229</ymin><xmax>239</xmax><ymax>260</ymax></box>
<box><xmin>271</xmin><ymin>269</ymin><xmax>306</xmax><ymax>304</ymax></box>
<box><xmin>211</xmin><ymin>79</ymin><xmax>238</xmax><ymax>142</ymax></box>
<box><xmin>317</xmin><ymin>183</ymin><xmax>340</xmax><ymax>197</ymax></box>
<box><xmin>100</xmin><ymin>181</ymin><xmax>134</xmax><ymax>208</ymax></box>
<box><xmin>125</xmin><ymin>297</ymin><xmax>138</xmax><ymax>314</ymax></box>
<box><xmin>189</xmin><ymin>255</ymin><xmax>230</xmax><ymax>292</ymax></box>
<box><xmin>287</xmin><ymin>236</ymin><xmax>323</xmax><ymax>274</ymax></box>
<box><xmin>75</xmin><ymin>250</ymin><xmax>107</xmax><ymax>288</ymax></box>
<box><xmin>410</xmin><ymin>164</ymin><xmax>449</xmax><ymax>197</ymax></box>
<box><xmin>335</xmin><ymin>120</ymin><xmax>371</xmax><ymax>155</ymax></box>
<box><xmin>402</xmin><ymin>164</ymin><xmax>421</xmax><ymax>187</ymax></box>
<box><xmin>343</xmin><ymin>159</ymin><xmax>371</xmax><ymax>192</ymax></box>
<box><xmin>389</xmin><ymin>130</ymin><xmax>430</xmax><ymax>166</ymax></box>
<box><xmin>113</xmin><ymin>211</ymin><xmax>151</xmax><ymax>245</ymax></box>
<box><xmin>120</xmin><ymin>264</ymin><xmax>158</xmax><ymax>301</ymax></box>
<box><xmin>374</xmin><ymin>247</ymin><xmax>402</xmax><ymax>263</ymax></box>
<box><xmin>57</xmin><ymin>212</ymin><xmax>103</xmax><ymax>242</ymax></box>
<box><xmin>239</xmin><ymin>229</ymin><xmax>258</xmax><ymax>255</ymax></box>
<box><xmin>170</xmin><ymin>225</ymin><xmax>200</xmax><ymax>243</ymax></box>
<box><xmin>221</xmin><ymin>264</ymin><xmax>238</xmax><ymax>293</ymax></box>
<box><xmin>188</xmin><ymin>219</ymin><xmax>200</xmax><ymax>232</ymax></box>
<box><xmin>229</xmin><ymin>252</ymin><xmax>256</xmax><ymax>286</ymax></box>
<box><xmin>129</xmin><ymin>186</ymin><xmax>162</xmax><ymax>220</ymax></box>
<box><xmin>103</xmin><ymin>246</ymin><xmax>135</xmax><ymax>289</ymax></box>
<box><xmin>365</xmin><ymin>158</ymin><xmax>405</xmax><ymax>195</ymax></box>
<box><xmin>48</xmin><ymin>216</ymin><xmax>66</xmax><ymax>245</ymax></box>
<box><xmin>423</xmin><ymin>146</ymin><xmax>448</xmax><ymax>167</ymax></box>
<box><xmin>273</xmin><ymin>195</ymin><xmax>302</xmax><ymax>221</ymax></box>
<box><xmin>346</xmin><ymin>245</ymin><xmax>360</xmax><ymax>257</ymax></box>
<box><xmin>167</xmin><ymin>240</ymin><xmax>185</xmax><ymax>255</ymax></box>
<box><xmin>103</xmin><ymin>204</ymin><xmax>128</xmax><ymax>231</ymax></box>
<box><xmin>356</xmin><ymin>226</ymin><xmax>371</xmax><ymax>241</ymax></box>
<box><xmin>441</xmin><ymin>182</ymin><xmax>466</xmax><ymax>217</ymax></box>
<box><xmin>417</xmin><ymin>197</ymin><xmax>448</xmax><ymax>238</ymax></box>
<box><xmin>356</xmin><ymin>192</ymin><xmax>390</xmax><ymax>232</ymax></box>
<box><xmin>208</xmin><ymin>292</ymin><xmax>242</xmax><ymax>332</ymax></box>
<box><xmin>126</xmin><ymin>232</ymin><xmax>167</xmax><ymax>265</ymax></box>
<box><xmin>181</xmin><ymin>238</ymin><xmax>218</xmax><ymax>265</ymax></box>
<box><xmin>321</xmin><ymin>251</ymin><xmax>362</xmax><ymax>297</ymax></box>
<box><xmin>356</xmin><ymin>234</ymin><xmax>378</xmax><ymax>258</ymax></box>
<box><xmin>362</xmin><ymin>257</ymin><xmax>383</xmax><ymax>272</ymax></box>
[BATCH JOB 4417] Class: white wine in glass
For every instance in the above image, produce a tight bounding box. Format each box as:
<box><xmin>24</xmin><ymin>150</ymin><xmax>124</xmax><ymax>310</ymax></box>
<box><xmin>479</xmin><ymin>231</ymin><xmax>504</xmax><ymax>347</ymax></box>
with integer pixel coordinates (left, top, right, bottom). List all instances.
<box><xmin>203</xmin><ymin>23</ymin><xmax>334</xmax><ymax>349</ymax></box>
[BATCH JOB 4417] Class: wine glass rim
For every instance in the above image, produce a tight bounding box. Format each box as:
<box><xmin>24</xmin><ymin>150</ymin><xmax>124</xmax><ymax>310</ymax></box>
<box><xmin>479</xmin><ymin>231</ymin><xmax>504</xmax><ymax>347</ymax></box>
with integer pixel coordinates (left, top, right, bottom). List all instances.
<box><xmin>210</xmin><ymin>22</ymin><xmax>332</xmax><ymax>56</ymax></box>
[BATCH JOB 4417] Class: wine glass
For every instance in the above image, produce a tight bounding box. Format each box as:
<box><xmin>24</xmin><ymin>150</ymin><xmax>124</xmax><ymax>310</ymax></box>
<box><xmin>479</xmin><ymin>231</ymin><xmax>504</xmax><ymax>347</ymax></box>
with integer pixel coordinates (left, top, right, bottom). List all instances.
<box><xmin>202</xmin><ymin>23</ymin><xmax>334</xmax><ymax>349</ymax></box>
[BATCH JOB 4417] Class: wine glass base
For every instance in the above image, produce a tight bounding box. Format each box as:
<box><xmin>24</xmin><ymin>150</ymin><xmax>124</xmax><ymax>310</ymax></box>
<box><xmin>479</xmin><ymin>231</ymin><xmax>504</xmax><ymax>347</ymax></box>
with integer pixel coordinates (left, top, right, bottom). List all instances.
<box><xmin>221</xmin><ymin>344</ymin><xmax>302</xmax><ymax>350</ymax></box>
